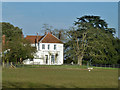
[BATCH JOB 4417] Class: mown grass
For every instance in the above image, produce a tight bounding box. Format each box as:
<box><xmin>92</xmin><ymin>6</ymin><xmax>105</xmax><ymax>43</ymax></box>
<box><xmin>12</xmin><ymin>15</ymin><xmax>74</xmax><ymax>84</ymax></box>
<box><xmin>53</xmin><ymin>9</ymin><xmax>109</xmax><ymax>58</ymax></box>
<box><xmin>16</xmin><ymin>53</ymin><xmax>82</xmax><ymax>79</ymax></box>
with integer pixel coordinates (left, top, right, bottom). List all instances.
<box><xmin>2</xmin><ymin>65</ymin><xmax>118</xmax><ymax>88</ymax></box>
<box><xmin>15</xmin><ymin>64</ymin><xmax>119</xmax><ymax>69</ymax></box>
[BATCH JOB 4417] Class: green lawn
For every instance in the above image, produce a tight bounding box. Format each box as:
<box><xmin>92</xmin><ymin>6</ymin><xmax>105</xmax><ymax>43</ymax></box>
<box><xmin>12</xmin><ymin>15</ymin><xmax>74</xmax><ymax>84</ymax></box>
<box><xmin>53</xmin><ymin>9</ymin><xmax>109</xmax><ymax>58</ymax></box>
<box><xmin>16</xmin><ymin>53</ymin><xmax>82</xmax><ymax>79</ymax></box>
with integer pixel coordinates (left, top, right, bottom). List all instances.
<box><xmin>2</xmin><ymin>65</ymin><xmax>118</xmax><ymax>88</ymax></box>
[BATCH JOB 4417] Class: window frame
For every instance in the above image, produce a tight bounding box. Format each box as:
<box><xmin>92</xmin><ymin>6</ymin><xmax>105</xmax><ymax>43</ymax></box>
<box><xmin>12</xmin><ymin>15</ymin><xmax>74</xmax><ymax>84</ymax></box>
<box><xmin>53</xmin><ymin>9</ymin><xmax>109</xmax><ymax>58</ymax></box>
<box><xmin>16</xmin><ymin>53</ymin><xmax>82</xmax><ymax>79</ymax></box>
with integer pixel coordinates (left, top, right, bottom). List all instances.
<box><xmin>42</xmin><ymin>44</ymin><xmax>45</xmax><ymax>49</ymax></box>
<box><xmin>51</xmin><ymin>54</ymin><xmax>55</xmax><ymax>64</ymax></box>
<box><xmin>48</xmin><ymin>44</ymin><xmax>50</xmax><ymax>50</ymax></box>
<box><xmin>54</xmin><ymin>45</ymin><xmax>56</xmax><ymax>50</ymax></box>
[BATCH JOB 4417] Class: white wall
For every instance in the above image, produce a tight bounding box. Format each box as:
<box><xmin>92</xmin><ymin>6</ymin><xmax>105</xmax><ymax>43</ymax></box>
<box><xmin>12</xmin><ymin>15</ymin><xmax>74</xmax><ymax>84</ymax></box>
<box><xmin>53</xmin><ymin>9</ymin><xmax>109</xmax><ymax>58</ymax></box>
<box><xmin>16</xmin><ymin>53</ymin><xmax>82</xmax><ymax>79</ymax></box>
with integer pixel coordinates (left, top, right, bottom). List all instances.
<box><xmin>26</xmin><ymin>42</ymin><xmax>63</xmax><ymax>65</ymax></box>
<box><xmin>34</xmin><ymin>43</ymin><xmax>63</xmax><ymax>65</ymax></box>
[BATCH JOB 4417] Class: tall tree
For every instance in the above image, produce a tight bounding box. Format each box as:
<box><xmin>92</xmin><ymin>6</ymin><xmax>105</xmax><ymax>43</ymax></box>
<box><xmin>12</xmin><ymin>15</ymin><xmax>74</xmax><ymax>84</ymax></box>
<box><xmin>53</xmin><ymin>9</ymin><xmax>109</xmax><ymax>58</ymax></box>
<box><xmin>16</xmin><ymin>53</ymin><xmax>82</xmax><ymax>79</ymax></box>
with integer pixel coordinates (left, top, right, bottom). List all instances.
<box><xmin>42</xmin><ymin>24</ymin><xmax>53</xmax><ymax>34</ymax></box>
<box><xmin>1</xmin><ymin>22</ymin><xmax>36</xmax><ymax>64</ymax></box>
<box><xmin>52</xmin><ymin>29</ymin><xmax>68</xmax><ymax>43</ymax></box>
<box><xmin>65</xmin><ymin>15</ymin><xmax>120</xmax><ymax>65</ymax></box>
<box><xmin>4</xmin><ymin>37</ymin><xmax>36</xmax><ymax>63</ymax></box>
<box><xmin>2</xmin><ymin>22</ymin><xmax>23</xmax><ymax>42</ymax></box>
<box><xmin>41</xmin><ymin>24</ymin><xmax>68</xmax><ymax>43</ymax></box>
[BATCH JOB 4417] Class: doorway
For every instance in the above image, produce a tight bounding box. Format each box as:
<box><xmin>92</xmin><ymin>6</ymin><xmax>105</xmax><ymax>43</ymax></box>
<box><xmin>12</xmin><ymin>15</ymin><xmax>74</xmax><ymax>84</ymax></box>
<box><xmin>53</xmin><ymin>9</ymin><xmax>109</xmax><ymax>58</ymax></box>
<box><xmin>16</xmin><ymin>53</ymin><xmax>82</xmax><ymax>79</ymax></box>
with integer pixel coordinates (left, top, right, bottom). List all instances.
<box><xmin>45</xmin><ymin>55</ymin><xmax>48</xmax><ymax>64</ymax></box>
<box><xmin>51</xmin><ymin>55</ymin><xmax>55</xmax><ymax>64</ymax></box>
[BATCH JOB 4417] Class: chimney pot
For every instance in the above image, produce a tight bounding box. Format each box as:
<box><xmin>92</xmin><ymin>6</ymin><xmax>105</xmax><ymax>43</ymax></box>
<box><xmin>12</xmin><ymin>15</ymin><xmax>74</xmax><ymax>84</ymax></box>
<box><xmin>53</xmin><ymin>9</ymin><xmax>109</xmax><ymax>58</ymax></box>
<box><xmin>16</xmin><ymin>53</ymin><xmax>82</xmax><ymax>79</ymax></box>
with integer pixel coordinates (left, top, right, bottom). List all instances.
<box><xmin>45</xmin><ymin>32</ymin><xmax>47</xmax><ymax>35</ymax></box>
<box><xmin>59</xmin><ymin>31</ymin><xmax>61</xmax><ymax>40</ymax></box>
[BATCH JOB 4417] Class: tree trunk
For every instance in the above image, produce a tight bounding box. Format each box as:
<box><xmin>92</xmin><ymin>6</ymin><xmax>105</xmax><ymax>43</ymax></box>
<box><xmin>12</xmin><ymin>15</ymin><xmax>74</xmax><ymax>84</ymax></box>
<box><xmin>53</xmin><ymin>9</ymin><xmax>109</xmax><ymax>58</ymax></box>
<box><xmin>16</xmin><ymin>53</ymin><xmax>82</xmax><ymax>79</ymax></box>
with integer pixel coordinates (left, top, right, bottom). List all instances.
<box><xmin>78</xmin><ymin>55</ymin><xmax>83</xmax><ymax>66</ymax></box>
<box><xmin>20</xmin><ymin>58</ymin><xmax>22</xmax><ymax>64</ymax></box>
<box><xmin>2</xmin><ymin>60</ymin><xmax>5</xmax><ymax>68</ymax></box>
<box><xmin>7</xmin><ymin>59</ymin><xmax>9</xmax><ymax>67</ymax></box>
<box><xmin>16</xmin><ymin>59</ymin><xmax>18</xmax><ymax>64</ymax></box>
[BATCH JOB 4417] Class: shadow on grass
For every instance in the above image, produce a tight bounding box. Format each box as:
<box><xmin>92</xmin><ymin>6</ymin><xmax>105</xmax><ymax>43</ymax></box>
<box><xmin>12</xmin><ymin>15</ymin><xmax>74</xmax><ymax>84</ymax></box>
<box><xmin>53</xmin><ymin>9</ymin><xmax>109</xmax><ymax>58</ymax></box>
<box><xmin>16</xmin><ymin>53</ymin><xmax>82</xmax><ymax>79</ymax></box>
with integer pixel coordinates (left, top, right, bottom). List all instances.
<box><xmin>2</xmin><ymin>81</ymin><xmax>68</xmax><ymax>88</ymax></box>
<box><xmin>2</xmin><ymin>81</ymin><xmax>118</xmax><ymax>89</ymax></box>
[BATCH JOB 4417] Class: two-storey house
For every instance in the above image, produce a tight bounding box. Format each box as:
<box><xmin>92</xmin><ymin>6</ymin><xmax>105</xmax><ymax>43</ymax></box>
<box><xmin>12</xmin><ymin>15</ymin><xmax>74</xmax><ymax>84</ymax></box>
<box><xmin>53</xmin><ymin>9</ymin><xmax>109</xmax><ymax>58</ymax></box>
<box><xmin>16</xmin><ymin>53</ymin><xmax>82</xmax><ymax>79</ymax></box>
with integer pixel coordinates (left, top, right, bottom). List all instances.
<box><xmin>24</xmin><ymin>32</ymin><xmax>63</xmax><ymax>65</ymax></box>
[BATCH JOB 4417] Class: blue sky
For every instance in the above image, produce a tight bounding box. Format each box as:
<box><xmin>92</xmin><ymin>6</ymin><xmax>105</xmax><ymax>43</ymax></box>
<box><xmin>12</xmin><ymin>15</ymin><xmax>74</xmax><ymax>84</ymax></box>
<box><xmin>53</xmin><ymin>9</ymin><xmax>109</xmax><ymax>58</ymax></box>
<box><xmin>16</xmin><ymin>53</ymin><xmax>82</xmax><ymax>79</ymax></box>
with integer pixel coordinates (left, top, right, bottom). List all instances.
<box><xmin>2</xmin><ymin>2</ymin><xmax>118</xmax><ymax>37</ymax></box>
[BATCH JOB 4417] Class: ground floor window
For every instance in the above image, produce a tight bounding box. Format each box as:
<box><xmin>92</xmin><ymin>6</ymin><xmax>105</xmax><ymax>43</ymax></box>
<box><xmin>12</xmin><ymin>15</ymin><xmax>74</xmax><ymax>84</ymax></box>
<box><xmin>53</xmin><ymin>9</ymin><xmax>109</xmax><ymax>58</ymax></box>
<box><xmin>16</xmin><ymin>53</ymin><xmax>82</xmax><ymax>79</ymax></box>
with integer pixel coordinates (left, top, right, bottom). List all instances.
<box><xmin>51</xmin><ymin>55</ymin><xmax>55</xmax><ymax>64</ymax></box>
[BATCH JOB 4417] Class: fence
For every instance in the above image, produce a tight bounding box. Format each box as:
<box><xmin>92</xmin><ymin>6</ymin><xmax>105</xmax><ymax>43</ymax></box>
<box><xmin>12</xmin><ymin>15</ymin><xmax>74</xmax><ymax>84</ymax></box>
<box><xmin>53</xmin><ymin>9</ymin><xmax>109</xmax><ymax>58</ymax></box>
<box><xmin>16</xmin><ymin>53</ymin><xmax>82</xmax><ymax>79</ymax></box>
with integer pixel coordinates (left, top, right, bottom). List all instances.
<box><xmin>63</xmin><ymin>63</ymin><xmax>120</xmax><ymax>68</ymax></box>
<box><xmin>91</xmin><ymin>64</ymin><xmax>120</xmax><ymax>68</ymax></box>
<box><xmin>1</xmin><ymin>62</ymin><xmax>120</xmax><ymax>69</ymax></box>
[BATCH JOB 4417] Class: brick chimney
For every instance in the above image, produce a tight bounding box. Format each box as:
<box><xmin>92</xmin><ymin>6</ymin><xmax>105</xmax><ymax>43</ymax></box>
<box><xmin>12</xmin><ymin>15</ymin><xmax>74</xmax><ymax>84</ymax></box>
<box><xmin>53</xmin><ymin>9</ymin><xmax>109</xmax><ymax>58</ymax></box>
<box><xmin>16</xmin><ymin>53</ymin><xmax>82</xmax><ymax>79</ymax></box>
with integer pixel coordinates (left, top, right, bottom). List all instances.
<box><xmin>2</xmin><ymin>35</ymin><xmax>5</xmax><ymax>45</ymax></box>
<box><xmin>50</xmin><ymin>31</ymin><xmax>52</xmax><ymax>34</ymax></box>
<box><xmin>58</xmin><ymin>31</ymin><xmax>61</xmax><ymax>40</ymax></box>
<box><xmin>45</xmin><ymin>32</ymin><xmax>47</xmax><ymax>35</ymax></box>
<box><xmin>36</xmin><ymin>33</ymin><xmax>38</xmax><ymax>43</ymax></box>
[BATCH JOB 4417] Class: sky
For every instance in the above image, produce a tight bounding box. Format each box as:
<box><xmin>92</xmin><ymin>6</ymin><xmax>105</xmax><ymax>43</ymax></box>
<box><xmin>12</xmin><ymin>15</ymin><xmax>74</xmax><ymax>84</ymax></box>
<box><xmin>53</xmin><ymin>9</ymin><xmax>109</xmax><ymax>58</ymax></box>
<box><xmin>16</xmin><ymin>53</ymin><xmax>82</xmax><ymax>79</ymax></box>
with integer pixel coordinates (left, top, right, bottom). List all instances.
<box><xmin>2</xmin><ymin>2</ymin><xmax>118</xmax><ymax>37</ymax></box>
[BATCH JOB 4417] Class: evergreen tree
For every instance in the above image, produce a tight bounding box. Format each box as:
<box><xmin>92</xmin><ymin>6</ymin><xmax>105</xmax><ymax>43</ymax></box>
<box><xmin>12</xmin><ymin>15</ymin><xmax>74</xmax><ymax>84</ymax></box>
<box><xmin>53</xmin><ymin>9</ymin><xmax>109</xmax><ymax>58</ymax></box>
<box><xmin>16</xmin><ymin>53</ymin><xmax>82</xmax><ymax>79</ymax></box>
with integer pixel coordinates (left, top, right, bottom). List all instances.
<box><xmin>65</xmin><ymin>15</ymin><xmax>120</xmax><ymax>65</ymax></box>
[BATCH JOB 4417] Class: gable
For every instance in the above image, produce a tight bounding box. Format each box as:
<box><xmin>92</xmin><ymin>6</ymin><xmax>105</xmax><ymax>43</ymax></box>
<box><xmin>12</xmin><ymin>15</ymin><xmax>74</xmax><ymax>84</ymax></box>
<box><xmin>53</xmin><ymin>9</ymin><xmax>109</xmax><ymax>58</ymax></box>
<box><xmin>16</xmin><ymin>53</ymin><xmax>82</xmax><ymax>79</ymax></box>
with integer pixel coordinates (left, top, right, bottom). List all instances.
<box><xmin>40</xmin><ymin>33</ymin><xmax>63</xmax><ymax>44</ymax></box>
<box><xmin>25</xmin><ymin>33</ymin><xmax>63</xmax><ymax>44</ymax></box>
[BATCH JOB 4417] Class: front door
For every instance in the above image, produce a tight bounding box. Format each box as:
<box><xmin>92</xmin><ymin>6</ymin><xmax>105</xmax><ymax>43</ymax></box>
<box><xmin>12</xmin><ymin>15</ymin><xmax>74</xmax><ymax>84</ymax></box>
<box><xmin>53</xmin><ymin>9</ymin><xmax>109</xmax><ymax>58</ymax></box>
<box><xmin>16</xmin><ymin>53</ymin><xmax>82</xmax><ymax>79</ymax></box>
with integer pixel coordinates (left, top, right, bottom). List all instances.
<box><xmin>45</xmin><ymin>55</ymin><xmax>48</xmax><ymax>64</ymax></box>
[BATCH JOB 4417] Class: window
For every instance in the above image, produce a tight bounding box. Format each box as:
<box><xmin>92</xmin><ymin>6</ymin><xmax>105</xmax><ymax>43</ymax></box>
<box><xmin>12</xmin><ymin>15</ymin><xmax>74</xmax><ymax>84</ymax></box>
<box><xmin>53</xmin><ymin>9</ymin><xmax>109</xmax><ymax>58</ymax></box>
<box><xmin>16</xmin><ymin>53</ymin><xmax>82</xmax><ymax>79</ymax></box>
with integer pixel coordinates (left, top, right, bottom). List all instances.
<box><xmin>42</xmin><ymin>44</ymin><xmax>45</xmax><ymax>49</ymax></box>
<box><xmin>48</xmin><ymin>45</ymin><xmax>50</xmax><ymax>50</ymax></box>
<box><xmin>51</xmin><ymin>55</ymin><xmax>55</xmax><ymax>64</ymax></box>
<box><xmin>54</xmin><ymin>45</ymin><xmax>56</xmax><ymax>50</ymax></box>
<box><xmin>30</xmin><ymin>59</ymin><xmax>33</xmax><ymax>61</ymax></box>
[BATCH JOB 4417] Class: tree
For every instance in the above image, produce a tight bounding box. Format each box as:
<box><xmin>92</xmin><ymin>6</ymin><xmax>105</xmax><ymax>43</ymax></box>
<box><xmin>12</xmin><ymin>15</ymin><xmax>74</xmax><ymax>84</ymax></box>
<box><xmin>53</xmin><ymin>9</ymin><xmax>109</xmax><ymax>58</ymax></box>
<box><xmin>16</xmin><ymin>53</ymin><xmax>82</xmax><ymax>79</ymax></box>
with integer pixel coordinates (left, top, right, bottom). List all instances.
<box><xmin>0</xmin><ymin>24</ymin><xmax>2</xmax><ymax>53</ymax></box>
<box><xmin>42</xmin><ymin>24</ymin><xmax>53</xmax><ymax>34</ymax></box>
<box><xmin>2</xmin><ymin>22</ymin><xmax>23</xmax><ymax>42</ymax></box>
<box><xmin>75</xmin><ymin>15</ymin><xmax>115</xmax><ymax>34</ymax></box>
<box><xmin>65</xmin><ymin>27</ymin><xmax>89</xmax><ymax>65</ymax></box>
<box><xmin>1</xmin><ymin>22</ymin><xmax>36</xmax><ymax>64</ymax></box>
<box><xmin>41</xmin><ymin>24</ymin><xmax>68</xmax><ymax>43</ymax></box>
<box><xmin>5</xmin><ymin>37</ymin><xmax>36</xmax><ymax>63</ymax></box>
<box><xmin>52</xmin><ymin>29</ymin><xmax>68</xmax><ymax>43</ymax></box>
<box><xmin>65</xmin><ymin>15</ymin><xmax>120</xmax><ymax>65</ymax></box>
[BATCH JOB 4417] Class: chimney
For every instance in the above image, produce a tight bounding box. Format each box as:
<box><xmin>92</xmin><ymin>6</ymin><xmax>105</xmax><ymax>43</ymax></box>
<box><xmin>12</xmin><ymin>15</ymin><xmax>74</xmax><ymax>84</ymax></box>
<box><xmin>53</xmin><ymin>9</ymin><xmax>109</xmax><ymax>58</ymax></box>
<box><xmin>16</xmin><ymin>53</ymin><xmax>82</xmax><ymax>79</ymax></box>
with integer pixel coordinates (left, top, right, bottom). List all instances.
<box><xmin>36</xmin><ymin>33</ymin><xmax>38</xmax><ymax>43</ymax></box>
<box><xmin>50</xmin><ymin>31</ymin><xmax>52</xmax><ymax>34</ymax></box>
<box><xmin>2</xmin><ymin>35</ymin><xmax>5</xmax><ymax>45</ymax></box>
<box><xmin>45</xmin><ymin>32</ymin><xmax>47</xmax><ymax>35</ymax></box>
<box><xmin>58</xmin><ymin>31</ymin><xmax>61</xmax><ymax>40</ymax></box>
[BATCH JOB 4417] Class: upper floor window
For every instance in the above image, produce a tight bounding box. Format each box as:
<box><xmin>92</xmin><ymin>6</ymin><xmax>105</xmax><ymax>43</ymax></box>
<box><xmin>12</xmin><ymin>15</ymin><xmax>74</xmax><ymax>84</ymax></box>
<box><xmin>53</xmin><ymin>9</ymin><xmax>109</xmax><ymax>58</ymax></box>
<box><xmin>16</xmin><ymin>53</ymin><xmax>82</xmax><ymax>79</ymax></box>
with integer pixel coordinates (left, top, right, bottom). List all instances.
<box><xmin>42</xmin><ymin>44</ymin><xmax>45</xmax><ymax>49</ymax></box>
<box><xmin>48</xmin><ymin>44</ymin><xmax>50</xmax><ymax>50</ymax></box>
<box><xmin>54</xmin><ymin>45</ymin><xmax>56</xmax><ymax>50</ymax></box>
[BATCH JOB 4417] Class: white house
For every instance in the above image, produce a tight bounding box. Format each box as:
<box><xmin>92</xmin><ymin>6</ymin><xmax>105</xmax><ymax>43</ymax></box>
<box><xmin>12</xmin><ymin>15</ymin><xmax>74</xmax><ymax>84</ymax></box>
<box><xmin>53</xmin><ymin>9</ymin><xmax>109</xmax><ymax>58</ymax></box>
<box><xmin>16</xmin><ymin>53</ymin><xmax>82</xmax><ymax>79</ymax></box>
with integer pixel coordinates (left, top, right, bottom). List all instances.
<box><xmin>23</xmin><ymin>32</ymin><xmax>64</xmax><ymax>65</ymax></box>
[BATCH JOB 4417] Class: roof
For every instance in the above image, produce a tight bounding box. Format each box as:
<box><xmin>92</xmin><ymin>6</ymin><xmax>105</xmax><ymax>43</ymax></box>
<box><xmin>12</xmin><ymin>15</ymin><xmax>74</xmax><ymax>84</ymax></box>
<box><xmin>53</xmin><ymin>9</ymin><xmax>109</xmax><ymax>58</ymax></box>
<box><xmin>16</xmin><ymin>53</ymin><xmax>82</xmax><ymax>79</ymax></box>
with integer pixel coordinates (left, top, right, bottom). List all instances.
<box><xmin>25</xmin><ymin>35</ymin><xmax>43</xmax><ymax>44</ymax></box>
<box><xmin>40</xmin><ymin>33</ymin><xmax>63</xmax><ymax>43</ymax></box>
<box><xmin>25</xmin><ymin>33</ymin><xmax>63</xmax><ymax>44</ymax></box>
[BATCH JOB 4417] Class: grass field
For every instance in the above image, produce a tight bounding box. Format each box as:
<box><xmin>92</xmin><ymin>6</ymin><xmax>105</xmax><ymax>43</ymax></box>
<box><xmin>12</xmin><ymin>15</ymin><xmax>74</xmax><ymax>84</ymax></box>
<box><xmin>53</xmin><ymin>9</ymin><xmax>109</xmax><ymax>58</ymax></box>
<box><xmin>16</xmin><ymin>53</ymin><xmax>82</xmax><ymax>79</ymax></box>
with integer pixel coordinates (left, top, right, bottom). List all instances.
<box><xmin>2</xmin><ymin>65</ymin><xmax>118</xmax><ymax>88</ymax></box>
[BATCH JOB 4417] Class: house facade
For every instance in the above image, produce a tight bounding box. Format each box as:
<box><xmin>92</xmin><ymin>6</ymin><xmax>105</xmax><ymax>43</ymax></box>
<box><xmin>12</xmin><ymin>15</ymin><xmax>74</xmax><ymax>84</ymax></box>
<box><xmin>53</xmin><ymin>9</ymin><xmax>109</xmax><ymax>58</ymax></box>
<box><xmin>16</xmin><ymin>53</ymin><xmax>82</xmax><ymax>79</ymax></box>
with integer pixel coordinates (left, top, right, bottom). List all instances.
<box><xmin>23</xmin><ymin>32</ymin><xmax>63</xmax><ymax>65</ymax></box>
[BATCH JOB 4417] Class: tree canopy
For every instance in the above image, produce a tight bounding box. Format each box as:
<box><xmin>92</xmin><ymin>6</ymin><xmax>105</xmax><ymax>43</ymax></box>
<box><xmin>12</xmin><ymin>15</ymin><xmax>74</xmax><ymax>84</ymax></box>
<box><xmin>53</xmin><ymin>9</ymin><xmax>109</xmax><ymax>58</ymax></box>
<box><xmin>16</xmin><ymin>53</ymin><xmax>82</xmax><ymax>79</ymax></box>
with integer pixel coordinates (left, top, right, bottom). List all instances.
<box><xmin>65</xmin><ymin>15</ymin><xmax>120</xmax><ymax>65</ymax></box>
<box><xmin>1</xmin><ymin>22</ymin><xmax>36</xmax><ymax>63</ymax></box>
<box><xmin>2</xmin><ymin>22</ymin><xmax>23</xmax><ymax>41</ymax></box>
